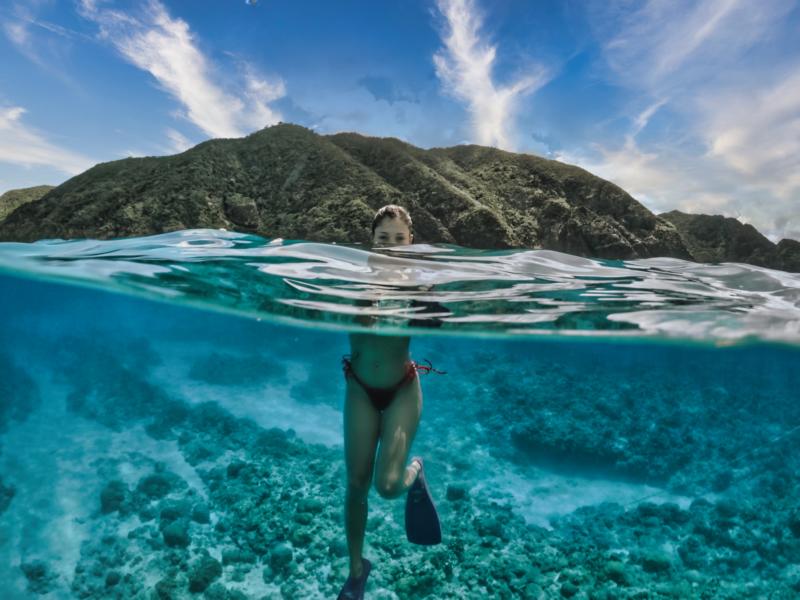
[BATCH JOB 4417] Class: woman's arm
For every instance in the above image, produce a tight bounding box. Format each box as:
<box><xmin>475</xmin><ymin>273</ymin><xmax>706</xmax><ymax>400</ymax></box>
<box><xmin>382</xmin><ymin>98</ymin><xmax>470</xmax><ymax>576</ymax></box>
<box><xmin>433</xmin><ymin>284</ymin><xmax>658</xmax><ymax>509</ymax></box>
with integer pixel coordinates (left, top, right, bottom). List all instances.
<box><xmin>353</xmin><ymin>298</ymin><xmax>377</xmax><ymax>327</ymax></box>
<box><xmin>408</xmin><ymin>298</ymin><xmax>447</xmax><ymax>329</ymax></box>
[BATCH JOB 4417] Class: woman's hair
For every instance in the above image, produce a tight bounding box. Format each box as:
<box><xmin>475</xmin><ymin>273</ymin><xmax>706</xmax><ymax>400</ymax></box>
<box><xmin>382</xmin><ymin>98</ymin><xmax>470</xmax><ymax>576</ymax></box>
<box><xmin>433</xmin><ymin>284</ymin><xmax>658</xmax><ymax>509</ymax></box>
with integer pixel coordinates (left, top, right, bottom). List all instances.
<box><xmin>371</xmin><ymin>204</ymin><xmax>413</xmax><ymax>237</ymax></box>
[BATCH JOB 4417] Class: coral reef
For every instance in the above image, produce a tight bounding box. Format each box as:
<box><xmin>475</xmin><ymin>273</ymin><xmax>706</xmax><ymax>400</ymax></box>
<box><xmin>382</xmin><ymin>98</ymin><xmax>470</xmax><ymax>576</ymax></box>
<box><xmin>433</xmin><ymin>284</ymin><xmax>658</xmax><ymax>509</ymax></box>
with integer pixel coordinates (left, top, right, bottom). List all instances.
<box><xmin>26</xmin><ymin>337</ymin><xmax>795</xmax><ymax>598</ymax></box>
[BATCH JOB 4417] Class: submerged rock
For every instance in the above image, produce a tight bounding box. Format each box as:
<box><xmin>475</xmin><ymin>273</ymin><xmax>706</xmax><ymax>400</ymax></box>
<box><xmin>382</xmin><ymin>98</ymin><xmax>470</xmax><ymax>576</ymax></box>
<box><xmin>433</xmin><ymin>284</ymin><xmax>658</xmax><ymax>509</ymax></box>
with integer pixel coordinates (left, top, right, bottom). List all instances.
<box><xmin>640</xmin><ymin>550</ymin><xmax>673</xmax><ymax>573</ymax></box>
<box><xmin>154</xmin><ymin>577</ymin><xmax>181</xmax><ymax>598</ymax></box>
<box><xmin>269</xmin><ymin>543</ymin><xmax>293</xmax><ymax>571</ymax></box>
<box><xmin>162</xmin><ymin>519</ymin><xmax>191</xmax><ymax>548</ymax></box>
<box><xmin>136</xmin><ymin>473</ymin><xmax>175</xmax><ymax>500</ymax></box>
<box><xmin>191</xmin><ymin>502</ymin><xmax>211</xmax><ymax>523</ymax></box>
<box><xmin>0</xmin><ymin>353</ymin><xmax>41</xmax><ymax>434</ymax></box>
<box><xmin>446</xmin><ymin>483</ymin><xmax>468</xmax><ymax>501</ymax></box>
<box><xmin>473</xmin><ymin>515</ymin><xmax>505</xmax><ymax>540</ymax></box>
<box><xmin>297</xmin><ymin>497</ymin><xmax>324</xmax><ymax>514</ymax></box>
<box><xmin>203</xmin><ymin>582</ymin><xmax>249</xmax><ymax>600</ymax></box>
<box><xmin>788</xmin><ymin>511</ymin><xmax>800</xmax><ymax>537</ymax></box>
<box><xmin>187</xmin><ymin>553</ymin><xmax>222</xmax><ymax>593</ymax></box>
<box><xmin>20</xmin><ymin>560</ymin><xmax>59</xmax><ymax>595</ymax></box>
<box><xmin>99</xmin><ymin>480</ymin><xmax>129</xmax><ymax>514</ymax></box>
<box><xmin>221</xmin><ymin>548</ymin><xmax>258</xmax><ymax>565</ymax></box>
<box><xmin>159</xmin><ymin>498</ymin><xmax>193</xmax><ymax>523</ymax></box>
<box><xmin>603</xmin><ymin>560</ymin><xmax>629</xmax><ymax>585</ymax></box>
<box><xmin>0</xmin><ymin>476</ymin><xmax>16</xmax><ymax>514</ymax></box>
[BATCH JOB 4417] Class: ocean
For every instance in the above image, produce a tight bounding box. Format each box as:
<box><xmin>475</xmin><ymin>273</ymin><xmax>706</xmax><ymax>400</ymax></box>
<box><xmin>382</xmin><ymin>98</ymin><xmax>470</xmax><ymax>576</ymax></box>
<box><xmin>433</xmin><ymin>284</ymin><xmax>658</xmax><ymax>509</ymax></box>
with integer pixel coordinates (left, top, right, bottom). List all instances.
<box><xmin>1</xmin><ymin>228</ymin><xmax>799</xmax><ymax>599</ymax></box>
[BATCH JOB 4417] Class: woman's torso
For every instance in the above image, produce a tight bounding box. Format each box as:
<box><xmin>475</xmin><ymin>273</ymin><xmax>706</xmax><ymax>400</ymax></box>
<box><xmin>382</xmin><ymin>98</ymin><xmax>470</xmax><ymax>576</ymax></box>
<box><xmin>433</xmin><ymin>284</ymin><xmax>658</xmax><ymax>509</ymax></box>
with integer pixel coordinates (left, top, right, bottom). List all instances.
<box><xmin>348</xmin><ymin>332</ymin><xmax>411</xmax><ymax>387</ymax></box>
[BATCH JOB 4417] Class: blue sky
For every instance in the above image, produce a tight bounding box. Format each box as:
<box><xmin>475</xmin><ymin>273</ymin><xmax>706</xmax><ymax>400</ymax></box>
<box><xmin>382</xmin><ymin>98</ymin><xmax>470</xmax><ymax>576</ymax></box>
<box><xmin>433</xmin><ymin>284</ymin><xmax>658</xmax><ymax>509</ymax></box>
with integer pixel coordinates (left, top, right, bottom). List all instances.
<box><xmin>2</xmin><ymin>0</ymin><xmax>799</xmax><ymax>242</ymax></box>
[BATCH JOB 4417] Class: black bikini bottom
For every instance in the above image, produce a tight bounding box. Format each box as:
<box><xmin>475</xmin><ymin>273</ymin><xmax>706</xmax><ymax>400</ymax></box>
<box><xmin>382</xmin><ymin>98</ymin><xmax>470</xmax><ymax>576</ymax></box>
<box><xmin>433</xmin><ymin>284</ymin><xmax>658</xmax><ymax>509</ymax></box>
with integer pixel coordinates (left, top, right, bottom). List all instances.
<box><xmin>341</xmin><ymin>357</ymin><xmax>418</xmax><ymax>412</ymax></box>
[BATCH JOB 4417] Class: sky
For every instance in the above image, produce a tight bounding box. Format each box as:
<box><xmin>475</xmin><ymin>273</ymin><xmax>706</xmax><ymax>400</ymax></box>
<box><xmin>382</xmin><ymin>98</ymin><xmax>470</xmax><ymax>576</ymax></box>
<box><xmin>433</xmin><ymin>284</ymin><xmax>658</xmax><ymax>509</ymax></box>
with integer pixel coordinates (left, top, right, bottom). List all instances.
<box><xmin>1</xmin><ymin>0</ymin><xmax>799</xmax><ymax>242</ymax></box>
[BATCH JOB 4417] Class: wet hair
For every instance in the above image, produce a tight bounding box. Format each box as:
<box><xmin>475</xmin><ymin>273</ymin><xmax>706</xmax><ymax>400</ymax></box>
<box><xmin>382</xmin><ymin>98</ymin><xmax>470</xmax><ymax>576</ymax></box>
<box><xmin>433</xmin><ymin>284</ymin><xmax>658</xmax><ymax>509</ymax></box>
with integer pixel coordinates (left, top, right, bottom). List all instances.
<box><xmin>371</xmin><ymin>204</ymin><xmax>413</xmax><ymax>238</ymax></box>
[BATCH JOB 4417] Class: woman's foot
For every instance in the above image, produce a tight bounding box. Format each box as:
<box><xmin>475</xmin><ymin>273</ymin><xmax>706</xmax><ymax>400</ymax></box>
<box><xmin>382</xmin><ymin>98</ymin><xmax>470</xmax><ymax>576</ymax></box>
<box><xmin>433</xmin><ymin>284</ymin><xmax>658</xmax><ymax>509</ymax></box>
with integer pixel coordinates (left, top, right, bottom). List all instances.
<box><xmin>337</xmin><ymin>557</ymin><xmax>371</xmax><ymax>600</ymax></box>
<box><xmin>409</xmin><ymin>456</ymin><xmax>423</xmax><ymax>484</ymax></box>
<box><xmin>349</xmin><ymin>560</ymin><xmax>364</xmax><ymax>579</ymax></box>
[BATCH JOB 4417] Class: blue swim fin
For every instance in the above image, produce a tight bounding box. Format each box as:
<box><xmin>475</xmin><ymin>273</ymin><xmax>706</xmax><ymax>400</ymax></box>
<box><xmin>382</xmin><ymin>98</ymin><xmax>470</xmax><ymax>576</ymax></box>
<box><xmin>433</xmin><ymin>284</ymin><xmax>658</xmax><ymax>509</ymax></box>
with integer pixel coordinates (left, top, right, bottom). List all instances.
<box><xmin>405</xmin><ymin>457</ymin><xmax>442</xmax><ymax>545</ymax></box>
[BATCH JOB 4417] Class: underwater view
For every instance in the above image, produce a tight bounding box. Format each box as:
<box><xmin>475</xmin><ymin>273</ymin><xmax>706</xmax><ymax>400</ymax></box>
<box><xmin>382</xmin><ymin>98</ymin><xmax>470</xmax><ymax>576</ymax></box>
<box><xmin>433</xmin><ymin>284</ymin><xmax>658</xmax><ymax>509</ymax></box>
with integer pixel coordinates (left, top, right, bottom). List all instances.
<box><xmin>1</xmin><ymin>229</ymin><xmax>799</xmax><ymax>599</ymax></box>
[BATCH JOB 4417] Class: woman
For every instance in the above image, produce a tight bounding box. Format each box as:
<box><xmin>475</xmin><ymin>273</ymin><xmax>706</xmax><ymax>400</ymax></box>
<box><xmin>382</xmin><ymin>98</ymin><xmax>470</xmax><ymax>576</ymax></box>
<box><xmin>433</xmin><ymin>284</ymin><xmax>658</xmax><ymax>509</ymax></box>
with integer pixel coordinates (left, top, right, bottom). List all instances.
<box><xmin>336</xmin><ymin>205</ymin><xmax>443</xmax><ymax>600</ymax></box>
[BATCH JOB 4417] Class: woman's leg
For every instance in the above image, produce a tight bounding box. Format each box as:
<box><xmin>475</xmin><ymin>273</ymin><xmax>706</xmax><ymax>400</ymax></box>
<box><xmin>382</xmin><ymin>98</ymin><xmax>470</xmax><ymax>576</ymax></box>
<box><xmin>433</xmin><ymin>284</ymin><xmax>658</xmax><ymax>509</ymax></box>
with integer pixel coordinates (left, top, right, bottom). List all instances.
<box><xmin>343</xmin><ymin>377</ymin><xmax>381</xmax><ymax>577</ymax></box>
<box><xmin>373</xmin><ymin>373</ymin><xmax>423</xmax><ymax>499</ymax></box>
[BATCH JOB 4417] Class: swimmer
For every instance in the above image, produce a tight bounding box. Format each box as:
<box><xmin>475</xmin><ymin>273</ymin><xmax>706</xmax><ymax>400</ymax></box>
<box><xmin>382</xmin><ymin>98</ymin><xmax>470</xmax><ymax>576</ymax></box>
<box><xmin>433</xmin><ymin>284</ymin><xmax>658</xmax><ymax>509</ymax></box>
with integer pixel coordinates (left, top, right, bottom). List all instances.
<box><xmin>336</xmin><ymin>205</ymin><xmax>443</xmax><ymax>600</ymax></box>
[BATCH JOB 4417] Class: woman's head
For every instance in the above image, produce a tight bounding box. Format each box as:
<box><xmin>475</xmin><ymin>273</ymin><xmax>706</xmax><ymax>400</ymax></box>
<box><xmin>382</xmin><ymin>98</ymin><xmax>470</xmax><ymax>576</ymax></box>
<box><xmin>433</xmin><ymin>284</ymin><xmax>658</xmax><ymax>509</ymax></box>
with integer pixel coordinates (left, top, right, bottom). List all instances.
<box><xmin>371</xmin><ymin>204</ymin><xmax>413</xmax><ymax>247</ymax></box>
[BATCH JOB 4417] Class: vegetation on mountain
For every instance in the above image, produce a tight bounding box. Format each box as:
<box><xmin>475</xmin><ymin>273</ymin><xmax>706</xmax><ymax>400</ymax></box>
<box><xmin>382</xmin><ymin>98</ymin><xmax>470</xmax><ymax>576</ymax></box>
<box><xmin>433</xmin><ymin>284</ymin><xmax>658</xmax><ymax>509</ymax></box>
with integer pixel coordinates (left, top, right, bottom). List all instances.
<box><xmin>0</xmin><ymin>124</ymin><xmax>796</xmax><ymax>271</ymax></box>
<box><xmin>0</xmin><ymin>185</ymin><xmax>54</xmax><ymax>222</ymax></box>
<box><xmin>660</xmin><ymin>210</ymin><xmax>799</xmax><ymax>273</ymax></box>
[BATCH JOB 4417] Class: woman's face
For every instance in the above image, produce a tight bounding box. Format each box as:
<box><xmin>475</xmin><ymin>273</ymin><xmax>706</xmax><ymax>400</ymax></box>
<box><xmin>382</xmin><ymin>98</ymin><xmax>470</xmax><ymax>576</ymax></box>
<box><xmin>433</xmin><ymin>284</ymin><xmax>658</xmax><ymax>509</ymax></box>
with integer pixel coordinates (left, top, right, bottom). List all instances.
<box><xmin>373</xmin><ymin>217</ymin><xmax>413</xmax><ymax>247</ymax></box>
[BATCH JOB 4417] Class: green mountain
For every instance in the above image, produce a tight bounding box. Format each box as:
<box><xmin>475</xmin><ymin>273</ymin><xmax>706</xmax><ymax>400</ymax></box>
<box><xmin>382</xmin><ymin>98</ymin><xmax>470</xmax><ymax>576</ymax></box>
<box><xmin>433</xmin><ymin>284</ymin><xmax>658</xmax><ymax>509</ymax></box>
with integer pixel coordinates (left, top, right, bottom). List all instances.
<box><xmin>0</xmin><ymin>123</ymin><xmax>796</xmax><ymax>272</ymax></box>
<box><xmin>659</xmin><ymin>210</ymin><xmax>800</xmax><ymax>273</ymax></box>
<box><xmin>0</xmin><ymin>185</ymin><xmax>54</xmax><ymax>222</ymax></box>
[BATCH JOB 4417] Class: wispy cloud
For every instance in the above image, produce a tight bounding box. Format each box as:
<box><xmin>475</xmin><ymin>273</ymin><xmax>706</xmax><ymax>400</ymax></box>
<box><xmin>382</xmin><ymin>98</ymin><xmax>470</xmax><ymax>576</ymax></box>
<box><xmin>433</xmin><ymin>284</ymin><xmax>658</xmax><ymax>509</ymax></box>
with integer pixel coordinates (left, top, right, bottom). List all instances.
<box><xmin>1</xmin><ymin>1</ymin><xmax>88</xmax><ymax>92</ymax></box>
<box><xmin>358</xmin><ymin>76</ymin><xmax>419</xmax><ymax>105</ymax></box>
<box><xmin>165</xmin><ymin>128</ymin><xmax>192</xmax><ymax>154</ymax></box>
<box><xmin>237</xmin><ymin>58</ymin><xmax>286</xmax><ymax>131</ymax></box>
<box><xmin>575</xmin><ymin>0</ymin><xmax>800</xmax><ymax>242</ymax></box>
<box><xmin>700</xmin><ymin>68</ymin><xmax>800</xmax><ymax>194</ymax></box>
<box><xmin>600</xmin><ymin>0</ymin><xmax>793</xmax><ymax>92</ymax></box>
<box><xmin>565</xmin><ymin>100</ymin><xmax>675</xmax><ymax>211</ymax></box>
<box><xmin>3</xmin><ymin>1</ymin><xmax>49</xmax><ymax>67</ymax></box>
<box><xmin>433</xmin><ymin>0</ymin><xmax>548</xmax><ymax>150</ymax></box>
<box><xmin>0</xmin><ymin>105</ymin><xmax>95</xmax><ymax>174</ymax></box>
<box><xmin>77</xmin><ymin>0</ymin><xmax>285</xmax><ymax>139</ymax></box>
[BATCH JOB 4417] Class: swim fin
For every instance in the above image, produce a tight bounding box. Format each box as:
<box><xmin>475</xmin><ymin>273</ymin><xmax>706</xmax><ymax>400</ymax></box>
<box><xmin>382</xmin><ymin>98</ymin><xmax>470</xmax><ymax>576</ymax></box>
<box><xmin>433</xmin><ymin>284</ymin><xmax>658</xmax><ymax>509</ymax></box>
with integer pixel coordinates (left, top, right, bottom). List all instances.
<box><xmin>405</xmin><ymin>457</ymin><xmax>442</xmax><ymax>545</ymax></box>
<box><xmin>336</xmin><ymin>557</ymin><xmax>371</xmax><ymax>600</ymax></box>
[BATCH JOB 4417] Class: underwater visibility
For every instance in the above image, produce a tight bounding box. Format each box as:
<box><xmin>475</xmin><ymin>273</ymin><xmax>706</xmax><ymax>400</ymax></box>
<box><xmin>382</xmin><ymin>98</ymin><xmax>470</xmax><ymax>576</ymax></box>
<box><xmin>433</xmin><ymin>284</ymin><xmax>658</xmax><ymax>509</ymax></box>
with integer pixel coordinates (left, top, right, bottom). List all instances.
<box><xmin>1</xmin><ymin>228</ymin><xmax>800</xmax><ymax>599</ymax></box>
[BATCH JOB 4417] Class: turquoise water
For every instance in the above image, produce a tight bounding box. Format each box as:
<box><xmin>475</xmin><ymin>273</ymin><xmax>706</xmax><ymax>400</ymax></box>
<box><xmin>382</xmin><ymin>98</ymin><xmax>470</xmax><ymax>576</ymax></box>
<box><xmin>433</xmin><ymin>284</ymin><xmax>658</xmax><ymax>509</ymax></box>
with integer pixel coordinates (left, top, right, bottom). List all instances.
<box><xmin>1</xmin><ymin>229</ymin><xmax>799</xmax><ymax>598</ymax></box>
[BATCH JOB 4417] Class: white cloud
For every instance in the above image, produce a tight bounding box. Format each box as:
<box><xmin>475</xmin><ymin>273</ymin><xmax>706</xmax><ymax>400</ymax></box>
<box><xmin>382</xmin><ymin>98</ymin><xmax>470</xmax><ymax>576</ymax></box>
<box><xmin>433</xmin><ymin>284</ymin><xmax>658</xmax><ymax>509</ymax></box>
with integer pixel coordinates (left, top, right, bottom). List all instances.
<box><xmin>165</xmin><ymin>128</ymin><xmax>192</xmax><ymax>153</ymax></box>
<box><xmin>577</xmin><ymin>0</ymin><xmax>800</xmax><ymax>242</ymax></box>
<box><xmin>562</xmin><ymin>135</ymin><xmax>799</xmax><ymax>243</ymax></box>
<box><xmin>242</xmin><ymin>66</ymin><xmax>286</xmax><ymax>128</ymax></box>
<box><xmin>77</xmin><ymin>0</ymin><xmax>285</xmax><ymax>139</ymax></box>
<box><xmin>601</xmin><ymin>0</ymin><xmax>794</xmax><ymax>93</ymax></box>
<box><xmin>3</xmin><ymin>19</ymin><xmax>28</xmax><ymax>47</ymax></box>
<box><xmin>433</xmin><ymin>0</ymin><xmax>548</xmax><ymax>150</ymax></box>
<box><xmin>1</xmin><ymin>1</ymin><xmax>88</xmax><ymax>91</ymax></box>
<box><xmin>0</xmin><ymin>105</ymin><xmax>95</xmax><ymax>174</ymax></box>
<box><xmin>2</xmin><ymin>3</ymin><xmax>43</xmax><ymax>65</ymax></box>
<box><xmin>700</xmin><ymin>69</ymin><xmax>800</xmax><ymax>195</ymax></box>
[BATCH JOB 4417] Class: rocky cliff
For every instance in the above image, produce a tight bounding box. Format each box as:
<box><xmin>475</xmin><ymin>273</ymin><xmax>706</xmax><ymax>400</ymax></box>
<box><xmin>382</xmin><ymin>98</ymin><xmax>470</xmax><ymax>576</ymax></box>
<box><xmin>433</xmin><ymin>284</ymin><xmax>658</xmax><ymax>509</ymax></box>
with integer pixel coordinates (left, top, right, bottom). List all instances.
<box><xmin>659</xmin><ymin>210</ymin><xmax>800</xmax><ymax>273</ymax></box>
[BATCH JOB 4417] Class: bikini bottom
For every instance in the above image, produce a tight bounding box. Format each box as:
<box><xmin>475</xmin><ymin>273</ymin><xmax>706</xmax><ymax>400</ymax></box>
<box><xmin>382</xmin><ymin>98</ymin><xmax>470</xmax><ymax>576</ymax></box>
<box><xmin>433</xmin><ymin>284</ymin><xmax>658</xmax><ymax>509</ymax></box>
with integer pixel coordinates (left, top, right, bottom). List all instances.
<box><xmin>341</xmin><ymin>357</ymin><xmax>418</xmax><ymax>412</ymax></box>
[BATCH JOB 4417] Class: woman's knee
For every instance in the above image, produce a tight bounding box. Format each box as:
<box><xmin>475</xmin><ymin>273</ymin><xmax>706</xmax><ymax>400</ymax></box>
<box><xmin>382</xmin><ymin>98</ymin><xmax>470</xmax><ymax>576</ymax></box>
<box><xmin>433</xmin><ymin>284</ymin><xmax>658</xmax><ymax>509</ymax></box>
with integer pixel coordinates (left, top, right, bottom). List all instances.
<box><xmin>374</xmin><ymin>474</ymin><xmax>402</xmax><ymax>499</ymax></box>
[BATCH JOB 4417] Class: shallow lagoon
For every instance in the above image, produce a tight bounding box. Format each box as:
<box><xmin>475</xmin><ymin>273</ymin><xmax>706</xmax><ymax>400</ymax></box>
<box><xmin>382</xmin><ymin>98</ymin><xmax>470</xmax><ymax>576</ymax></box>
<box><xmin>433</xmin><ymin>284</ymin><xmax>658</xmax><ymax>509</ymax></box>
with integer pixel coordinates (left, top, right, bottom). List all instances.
<box><xmin>1</xmin><ymin>231</ymin><xmax>800</xmax><ymax>598</ymax></box>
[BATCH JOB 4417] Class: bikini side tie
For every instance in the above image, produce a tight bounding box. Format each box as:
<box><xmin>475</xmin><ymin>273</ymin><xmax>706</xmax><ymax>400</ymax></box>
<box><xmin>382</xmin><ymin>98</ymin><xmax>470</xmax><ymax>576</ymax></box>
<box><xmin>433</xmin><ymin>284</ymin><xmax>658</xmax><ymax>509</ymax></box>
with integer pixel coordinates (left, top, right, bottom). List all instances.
<box><xmin>412</xmin><ymin>358</ymin><xmax>447</xmax><ymax>375</ymax></box>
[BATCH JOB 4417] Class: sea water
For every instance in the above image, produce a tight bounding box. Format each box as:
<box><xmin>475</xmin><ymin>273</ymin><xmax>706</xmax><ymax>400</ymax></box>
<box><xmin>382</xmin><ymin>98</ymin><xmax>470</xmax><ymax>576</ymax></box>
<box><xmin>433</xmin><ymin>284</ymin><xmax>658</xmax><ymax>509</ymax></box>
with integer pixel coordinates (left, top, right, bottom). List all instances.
<box><xmin>0</xmin><ymin>229</ymin><xmax>799</xmax><ymax>599</ymax></box>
